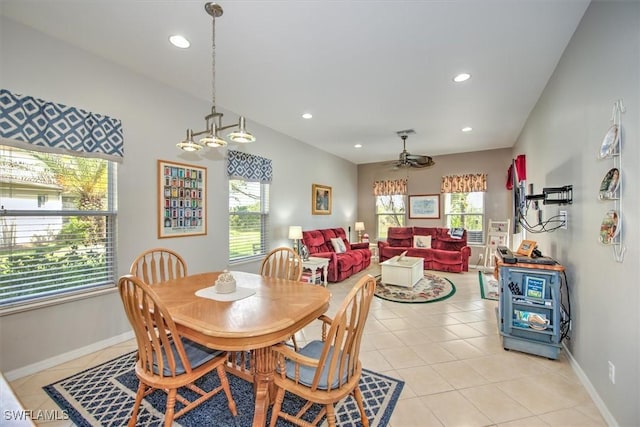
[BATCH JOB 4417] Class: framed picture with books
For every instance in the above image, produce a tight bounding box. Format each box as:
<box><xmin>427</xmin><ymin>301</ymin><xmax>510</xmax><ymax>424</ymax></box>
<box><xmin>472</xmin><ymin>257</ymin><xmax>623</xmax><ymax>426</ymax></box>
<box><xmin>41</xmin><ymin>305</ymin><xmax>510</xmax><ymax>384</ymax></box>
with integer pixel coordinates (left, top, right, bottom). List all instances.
<box><xmin>158</xmin><ymin>160</ymin><xmax>206</xmax><ymax>238</ymax></box>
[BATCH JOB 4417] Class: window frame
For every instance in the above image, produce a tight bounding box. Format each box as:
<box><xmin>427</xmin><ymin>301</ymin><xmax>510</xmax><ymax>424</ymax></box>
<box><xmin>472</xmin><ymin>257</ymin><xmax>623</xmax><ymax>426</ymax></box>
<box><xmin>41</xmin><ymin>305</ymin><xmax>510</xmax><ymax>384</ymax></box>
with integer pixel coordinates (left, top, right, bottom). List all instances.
<box><xmin>0</xmin><ymin>146</ymin><xmax>118</xmax><ymax>310</ymax></box>
<box><xmin>228</xmin><ymin>179</ymin><xmax>270</xmax><ymax>264</ymax></box>
<box><xmin>375</xmin><ymin>194</ymin><xmax>407</xmax><ymax>240</ymax></box>
<box><xmin>443</xmin><ymin>191</ymin><xmax>485</xmax><ymax>245</ymax></box>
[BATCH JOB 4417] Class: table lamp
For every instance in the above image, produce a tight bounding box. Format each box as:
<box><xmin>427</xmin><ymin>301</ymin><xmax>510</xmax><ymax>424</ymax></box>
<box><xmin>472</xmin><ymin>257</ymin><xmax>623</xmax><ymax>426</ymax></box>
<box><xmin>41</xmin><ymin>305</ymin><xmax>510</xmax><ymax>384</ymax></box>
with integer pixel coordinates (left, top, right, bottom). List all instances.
<box><xmin>355</xmin><ymin>222</ymin><xmax>365</xmax><ymax>242</ymax></box>
<box><xmin>288</xmin><ymin>226</ymin><xmax>303</xmax><ymax>254</ymax></box>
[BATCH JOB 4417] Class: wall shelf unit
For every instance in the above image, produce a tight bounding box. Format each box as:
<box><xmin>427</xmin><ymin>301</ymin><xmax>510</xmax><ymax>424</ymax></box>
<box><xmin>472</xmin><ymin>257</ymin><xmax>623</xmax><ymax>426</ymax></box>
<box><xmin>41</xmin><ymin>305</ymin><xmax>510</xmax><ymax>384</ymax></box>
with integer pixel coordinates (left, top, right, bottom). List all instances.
<box><xmin>598</xmin><ymin>99</ymin><xmax>625</xmax><ymax>262</ymax></box>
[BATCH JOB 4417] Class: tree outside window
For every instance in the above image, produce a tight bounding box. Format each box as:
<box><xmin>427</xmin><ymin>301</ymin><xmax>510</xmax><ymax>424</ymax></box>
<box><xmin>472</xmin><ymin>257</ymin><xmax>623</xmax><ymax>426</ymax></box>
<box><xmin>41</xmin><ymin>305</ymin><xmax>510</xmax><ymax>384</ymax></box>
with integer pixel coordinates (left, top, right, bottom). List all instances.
<box><xmin>229</xmin><ymin>179</ymin><xmax>269</xmax><ymax>262</ymax></box>
<box><xmin>375</xmin><ymin>195</ymin><xmax>406</xmax><ymax>240</ymax></box>
<box><xmin>444</xmin><ymin>192</ymin><xmax>484</xmax><ymax>244</ymax></box>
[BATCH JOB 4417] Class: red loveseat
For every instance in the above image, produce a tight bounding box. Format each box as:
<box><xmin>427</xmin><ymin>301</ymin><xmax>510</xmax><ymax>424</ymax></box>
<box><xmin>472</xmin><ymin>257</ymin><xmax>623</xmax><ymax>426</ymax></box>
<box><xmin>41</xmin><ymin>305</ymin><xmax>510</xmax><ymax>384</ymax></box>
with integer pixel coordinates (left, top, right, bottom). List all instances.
<box><xmin>378</xmin><ymin>226</ymin><xmax>471</xmax><ymax>273</ymax></box>
<box><xmin>301</xmin><ymin>228</ymin><xmax>371</xmax><ymax>283</ymax></box>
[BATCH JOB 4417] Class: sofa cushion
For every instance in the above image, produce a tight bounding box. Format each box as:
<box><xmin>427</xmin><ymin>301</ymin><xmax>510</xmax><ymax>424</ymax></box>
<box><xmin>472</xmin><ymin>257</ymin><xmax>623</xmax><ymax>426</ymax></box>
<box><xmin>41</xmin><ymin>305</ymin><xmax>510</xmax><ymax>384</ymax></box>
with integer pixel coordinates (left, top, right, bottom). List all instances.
<box><xmin>330</xmin><ymin>237</ymin><xmax>347</xmax><ymax>253</ymax></box>
<box><xmin>413</xmin><ymin>235</ymin><xmax>432</xmax><ymax>248</ymax></box>
<box><xmin>387</xmin><ymin>227</ymin><xmax>413</xmax><ymax>247</ymax></box>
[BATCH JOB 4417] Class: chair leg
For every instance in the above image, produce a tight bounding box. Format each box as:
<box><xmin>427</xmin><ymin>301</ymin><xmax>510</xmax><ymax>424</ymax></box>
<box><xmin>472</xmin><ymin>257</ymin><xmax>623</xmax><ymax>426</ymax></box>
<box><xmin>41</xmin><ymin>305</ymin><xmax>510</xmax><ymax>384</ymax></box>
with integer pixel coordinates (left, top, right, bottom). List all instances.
<box><xmin>217</xmin><ymin>365</ymin><xmax>238</xmax><ymax>416</ymax></box>
<box><xmin>353</xmin><ymin>386</ymin><xmax>369</xmax><ymax>427</ymax></box>
<box><xmin>325</xmin><ymin>403</ymin><xmax>337</xmax><ymax>427</ymax></box>
<box><xmin>164</xmin><ymin>388</ymin><xmax>177</xmax><ymax>427</ymax></box>
<box><xmin>128</xmin><ymin>382</ymin><xmax>145</xmax><ymax>427</ymax></box>
<box><xmin>268</xmin><ymin>387</ymin><xmax>286</xmax><ymax>427</ymax></box>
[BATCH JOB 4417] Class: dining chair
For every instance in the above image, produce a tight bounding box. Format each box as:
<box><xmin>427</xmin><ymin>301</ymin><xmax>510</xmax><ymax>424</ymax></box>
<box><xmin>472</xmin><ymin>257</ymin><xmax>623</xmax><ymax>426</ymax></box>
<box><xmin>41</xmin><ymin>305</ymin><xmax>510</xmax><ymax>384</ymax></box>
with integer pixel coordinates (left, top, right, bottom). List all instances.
<box><xmin>260</xmin><ymin>247</ymin><xmax>304</xmax><ymax>349</ymax></box>
<box><xmin>259</xmin><ymin>246</ymin><xmax>303</xmax><ymax>281</ymax></box>
<box><xmin>118</xmin><ymin>274</ymin><xmax>237</xmax><ymax>427</ymax></box>
<box><xmin>268</xmin><ymin>274</ymin><xmax>377</xmax><ymax>427</ymax></box>
<box><xmin>130</xmin><ymin>247</ymin><xmax>187</xmax><ymax>285</ymax></box>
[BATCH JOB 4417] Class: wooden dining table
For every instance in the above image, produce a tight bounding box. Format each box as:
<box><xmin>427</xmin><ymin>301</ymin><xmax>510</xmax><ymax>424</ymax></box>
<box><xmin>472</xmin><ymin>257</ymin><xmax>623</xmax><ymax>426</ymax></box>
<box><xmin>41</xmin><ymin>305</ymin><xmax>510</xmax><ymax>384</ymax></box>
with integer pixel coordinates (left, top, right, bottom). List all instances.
<box><xmin>149</xmin><ymin>271</ymin><xmax>331</xmax><ymax>427</ymax></box>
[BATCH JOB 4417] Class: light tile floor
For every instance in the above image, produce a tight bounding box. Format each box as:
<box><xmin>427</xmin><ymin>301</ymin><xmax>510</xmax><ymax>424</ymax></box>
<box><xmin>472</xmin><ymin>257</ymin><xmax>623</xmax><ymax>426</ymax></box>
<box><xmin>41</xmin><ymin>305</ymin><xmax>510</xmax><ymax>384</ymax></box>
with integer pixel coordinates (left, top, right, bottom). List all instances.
<box><xmin>9</xmin><ymin>265</ymin><xmax>606</xmax><ymax>427</ymax></box>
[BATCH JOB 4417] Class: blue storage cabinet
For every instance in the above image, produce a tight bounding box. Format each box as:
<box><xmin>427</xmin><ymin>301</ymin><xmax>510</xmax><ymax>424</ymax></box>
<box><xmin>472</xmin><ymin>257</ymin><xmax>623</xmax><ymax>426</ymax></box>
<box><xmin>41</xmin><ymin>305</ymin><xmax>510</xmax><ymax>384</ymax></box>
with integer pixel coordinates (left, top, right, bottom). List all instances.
<box><xmin>498</xmin><ymin>262</ymin><xmax>564</xmax><ymax>359</ymax></box>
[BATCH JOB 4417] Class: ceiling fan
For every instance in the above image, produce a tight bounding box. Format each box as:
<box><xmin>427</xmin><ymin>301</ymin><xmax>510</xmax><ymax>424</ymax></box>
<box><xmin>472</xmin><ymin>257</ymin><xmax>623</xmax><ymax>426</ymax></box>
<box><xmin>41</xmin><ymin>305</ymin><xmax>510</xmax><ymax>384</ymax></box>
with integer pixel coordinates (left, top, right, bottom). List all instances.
<box><xmin>391</xmin><ymin>129</ymin><xmax>435</xmax><ymax>169</ymax></box>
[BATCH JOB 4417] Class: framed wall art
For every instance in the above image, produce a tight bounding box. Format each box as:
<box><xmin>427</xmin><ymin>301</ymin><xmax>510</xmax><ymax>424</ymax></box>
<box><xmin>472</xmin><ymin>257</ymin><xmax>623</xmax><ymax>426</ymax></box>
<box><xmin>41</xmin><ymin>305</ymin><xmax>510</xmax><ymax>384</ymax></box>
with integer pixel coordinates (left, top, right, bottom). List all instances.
<box><xmin>408</xmin><ymin>194</ymin><xmax>440</xmax><ymax>219</ymax></box>
<box><xmin>158</xmin><ymin>160</ymin><xmax>207</xmax><ymax>238</ymax></box>
<box><xmin>312</xmin><ymin>184</ymin><xmax>332</xmax><ymax>215</ymax></box>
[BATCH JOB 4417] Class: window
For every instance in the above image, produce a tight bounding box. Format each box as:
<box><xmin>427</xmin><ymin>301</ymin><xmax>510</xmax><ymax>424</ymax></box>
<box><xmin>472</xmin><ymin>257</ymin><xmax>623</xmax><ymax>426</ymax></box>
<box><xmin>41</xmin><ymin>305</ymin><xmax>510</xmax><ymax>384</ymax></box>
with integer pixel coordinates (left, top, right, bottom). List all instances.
<box><xmin>375</xmin><ymin>195</ymin><xmax>406</xmax><ymax>239</ymax></box>
<box><xmin>444</xmin><ymin>192</ymin><xmax>484</xmax><ymax>244</ymax></box>
<box><xmin>229</xmin><ymin>179</ymin><xmax>269</xmax><ymax>262</ymax></box>
<box><xmin>0</xmin><ymin>145</ymin><xmax>117</xmax><ymax>307</ymax></box>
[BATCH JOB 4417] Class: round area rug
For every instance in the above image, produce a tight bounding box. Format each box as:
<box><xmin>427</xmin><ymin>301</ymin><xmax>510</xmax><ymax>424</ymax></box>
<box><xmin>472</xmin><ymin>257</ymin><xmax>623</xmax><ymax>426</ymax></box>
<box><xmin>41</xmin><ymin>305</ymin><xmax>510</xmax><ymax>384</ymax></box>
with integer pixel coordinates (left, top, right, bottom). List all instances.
<box><xmin>375</xmin><ymin>272</ymin><xmax>456</xmax><ymax>304</ymax></box>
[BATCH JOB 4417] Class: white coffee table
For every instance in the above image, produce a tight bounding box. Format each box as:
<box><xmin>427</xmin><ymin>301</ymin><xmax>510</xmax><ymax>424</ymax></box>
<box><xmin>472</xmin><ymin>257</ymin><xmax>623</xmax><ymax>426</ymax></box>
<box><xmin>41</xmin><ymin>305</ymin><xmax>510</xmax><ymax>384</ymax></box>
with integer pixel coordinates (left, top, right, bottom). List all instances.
<box><xmin>302</xmin><ymin>256</ymin><xmax>329</xmax><ymax>287</ymax></box>
<box><xmin>380</xmin><ymin>256</ymin><xmax>423</xmax><ymax>288</ymax></box>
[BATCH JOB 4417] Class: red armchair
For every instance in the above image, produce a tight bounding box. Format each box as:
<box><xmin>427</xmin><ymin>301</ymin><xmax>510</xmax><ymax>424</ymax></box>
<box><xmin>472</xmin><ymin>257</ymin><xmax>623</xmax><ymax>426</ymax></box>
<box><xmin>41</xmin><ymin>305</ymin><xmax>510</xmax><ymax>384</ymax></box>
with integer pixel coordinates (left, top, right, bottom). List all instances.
<box><xmin>301</xmin><ymin>228</ymin><xmax>371</xmax><ymax>282</ymax></box>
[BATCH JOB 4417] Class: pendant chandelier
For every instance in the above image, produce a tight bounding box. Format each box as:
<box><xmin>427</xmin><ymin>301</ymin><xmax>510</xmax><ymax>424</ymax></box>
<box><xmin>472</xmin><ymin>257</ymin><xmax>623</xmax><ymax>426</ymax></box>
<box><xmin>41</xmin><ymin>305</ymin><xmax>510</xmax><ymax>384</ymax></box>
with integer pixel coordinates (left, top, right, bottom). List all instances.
<box><xmin>177</xmin><ymin>2</ymin><xmax>255</xmax><ymax>152</ymax></box>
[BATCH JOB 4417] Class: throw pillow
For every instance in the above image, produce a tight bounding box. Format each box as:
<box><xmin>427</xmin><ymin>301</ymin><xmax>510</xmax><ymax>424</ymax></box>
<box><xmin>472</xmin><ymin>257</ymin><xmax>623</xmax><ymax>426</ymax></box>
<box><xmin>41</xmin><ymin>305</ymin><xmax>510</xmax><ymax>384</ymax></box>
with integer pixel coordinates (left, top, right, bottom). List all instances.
<box><xmin>330</xmin><ymin>237</ymin><xmax>347</xmax><ymax>254</ymax></box>
<box><xmin>413</xmin><ymin>235</ymin><xmax>432</xmax><ymax>249</ymax></box>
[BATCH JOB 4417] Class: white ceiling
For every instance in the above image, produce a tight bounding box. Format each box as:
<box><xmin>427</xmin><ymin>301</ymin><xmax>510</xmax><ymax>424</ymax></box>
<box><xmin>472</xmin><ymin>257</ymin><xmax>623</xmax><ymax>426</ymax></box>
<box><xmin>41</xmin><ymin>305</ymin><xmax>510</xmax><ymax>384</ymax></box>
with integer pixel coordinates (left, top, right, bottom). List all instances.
<box><xmin>1</xmin><ymin>0</ymin><xmax>589</xmax><ymax>165</ymax></box>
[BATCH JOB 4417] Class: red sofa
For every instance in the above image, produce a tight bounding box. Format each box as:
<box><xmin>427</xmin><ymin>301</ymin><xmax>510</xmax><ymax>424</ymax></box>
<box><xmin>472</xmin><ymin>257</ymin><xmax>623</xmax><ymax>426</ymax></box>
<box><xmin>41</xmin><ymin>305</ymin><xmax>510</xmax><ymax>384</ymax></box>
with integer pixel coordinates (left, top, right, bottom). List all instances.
<box><xmin>301</xmin><ymin>228</ymin><xmax>371</xmax><ymax>282</ymax></box>
<box><xmin>378</xmin><ymin>227</ymin><xmax>471</xmax><ymax>273</ymax></box>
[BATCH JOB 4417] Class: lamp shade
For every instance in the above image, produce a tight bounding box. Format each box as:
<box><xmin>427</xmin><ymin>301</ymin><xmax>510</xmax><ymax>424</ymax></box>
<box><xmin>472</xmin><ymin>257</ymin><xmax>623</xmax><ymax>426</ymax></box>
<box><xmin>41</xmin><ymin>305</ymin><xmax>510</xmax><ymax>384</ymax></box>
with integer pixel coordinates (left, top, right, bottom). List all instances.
<box><xmin>355</xmin><ymin>222</ymin><xmax>365</xmax><ymax>231</ymax></box>
<box><xmin>288</xmin><ymin>226</ymin><xmax>303</xmax><ymax>240</ymax></box>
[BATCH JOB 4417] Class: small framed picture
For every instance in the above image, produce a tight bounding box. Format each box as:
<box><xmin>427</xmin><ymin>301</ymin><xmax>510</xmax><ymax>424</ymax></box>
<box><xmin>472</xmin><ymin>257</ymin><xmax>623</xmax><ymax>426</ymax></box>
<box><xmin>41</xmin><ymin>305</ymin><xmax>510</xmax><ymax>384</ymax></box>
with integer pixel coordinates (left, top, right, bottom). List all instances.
<box><xmin>312</xmin><ymin>184</ymin><xmax>332</xmax><ymax>215</ymax></box>
<box><xmin>516</xmin><ymin>239</ymin><xmax>537</xmax><ymax>257</ymax></box>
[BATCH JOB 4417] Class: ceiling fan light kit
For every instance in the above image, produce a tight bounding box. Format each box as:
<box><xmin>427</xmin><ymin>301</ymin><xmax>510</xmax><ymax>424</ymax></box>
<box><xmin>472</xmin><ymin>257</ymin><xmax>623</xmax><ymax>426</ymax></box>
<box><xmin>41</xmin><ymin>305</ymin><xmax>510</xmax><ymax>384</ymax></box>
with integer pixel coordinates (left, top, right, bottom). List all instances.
<box><xmin>177</xmin><ymin>2</ymin><xmax>255</xmax><ymax>152</ymax></box>
<box><xmin>392</xmin><ymin>129</ymin><xmax>435</xmax><ymax>169</ymax></box>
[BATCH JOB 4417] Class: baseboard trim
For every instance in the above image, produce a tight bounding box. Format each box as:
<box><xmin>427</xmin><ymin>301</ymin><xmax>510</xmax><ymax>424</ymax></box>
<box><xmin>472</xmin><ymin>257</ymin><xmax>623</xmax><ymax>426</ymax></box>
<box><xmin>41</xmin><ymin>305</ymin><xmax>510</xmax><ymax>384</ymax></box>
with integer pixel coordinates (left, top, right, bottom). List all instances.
<box><xmin>563</xmin><ymin>342</ymin><xmax>617</xmax><ymax>427</ymax></box>
<box><xmin>4</xmin><ymin>331</ymin><xmax>134</xmax><ymax>381</ymax></box>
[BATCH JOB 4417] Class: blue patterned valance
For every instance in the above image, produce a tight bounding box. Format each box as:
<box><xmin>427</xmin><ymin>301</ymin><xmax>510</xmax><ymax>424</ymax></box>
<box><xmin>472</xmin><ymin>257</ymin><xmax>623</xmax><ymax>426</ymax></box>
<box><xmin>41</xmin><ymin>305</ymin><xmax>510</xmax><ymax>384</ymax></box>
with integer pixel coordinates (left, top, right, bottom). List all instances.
<box><xmin>227</xmin><ymin>150</ymin><xmax>272</xmax><ymax>183</ymax></box>
<box><xmin>0</xmin><ymin>89</ymin><xmax>124</xmax><ymax>162</ymax></box>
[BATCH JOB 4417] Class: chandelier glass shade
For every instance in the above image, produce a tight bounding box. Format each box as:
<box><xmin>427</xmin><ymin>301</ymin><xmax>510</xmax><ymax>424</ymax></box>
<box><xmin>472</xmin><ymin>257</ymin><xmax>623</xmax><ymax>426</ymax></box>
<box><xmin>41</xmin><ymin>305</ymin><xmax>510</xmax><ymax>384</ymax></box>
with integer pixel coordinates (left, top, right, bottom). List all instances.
<box><xmin>177</xmin><ymin>2</ymin><xmax>255</xmax><ymax>152</ymax></box>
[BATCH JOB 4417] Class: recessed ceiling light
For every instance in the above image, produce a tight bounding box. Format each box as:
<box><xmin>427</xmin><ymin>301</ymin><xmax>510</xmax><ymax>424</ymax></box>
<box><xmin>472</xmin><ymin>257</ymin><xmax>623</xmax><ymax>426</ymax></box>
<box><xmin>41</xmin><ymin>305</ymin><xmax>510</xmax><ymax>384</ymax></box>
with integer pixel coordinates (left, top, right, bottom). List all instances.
<box><xmin>302</xmin><ymin>113</ymin><xmax>313</xmax><ymax>119</ymax></box>
<box><xmin>462</xmin><ymin>126</ymin><xmax>473</xmax><ymax>132</ymax></box>
<box><xmin>354</xmin><ymin>144</ymin><xmax>362</xmax><ymax>148</ymax></box>
<box><xmin>169</xmin><ymin>35</ymin><xmax>190</xmax><ymax>49</ymax></box>
<box><xmin>453</xmin><ymin>73</ymin><xmax>471</xmax><ymax>83</ymax></box>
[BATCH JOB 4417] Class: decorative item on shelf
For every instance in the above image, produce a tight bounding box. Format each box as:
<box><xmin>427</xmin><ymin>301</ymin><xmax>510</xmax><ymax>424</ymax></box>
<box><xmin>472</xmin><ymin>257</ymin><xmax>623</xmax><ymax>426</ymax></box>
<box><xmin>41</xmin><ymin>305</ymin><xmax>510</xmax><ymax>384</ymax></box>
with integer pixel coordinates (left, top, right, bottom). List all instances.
<box><xmin>176</xmin><ymin>2</ymin><xmax>255</xmax><ymax>152</ymax></box>
<box><xmin>288</xmin><ymin>225</ymin><xmax>303</xmax><ymax>255</ymax></box>
<box><xmin>215</xmin><ymin>269</ymin><xmax>236</xmax><ymax>293</ymax></box>
<box><xmin>355</xmin><ymin>222</ymin><xmax>365</xmax><ymax>242</ymax></box>
<box><xmin>300</xmin><ymin>244</ymin><xmax>310</xmax><ymax>261</ymax></box>
<box><xmin>362</xmin><ymin>233</ymin><xmax>370</xmax><ymax>243</ymax></box>
<box><xmin>598</xmin><ymin>168</ymin><xmax>620</xmax><ymax>200</ymax></box>
<box><xmin>598</xmin><ymin>124</ymin><xmax>620</xmax><ymax>160</ymax></box>
<box><xmin>599</xmin><ymin>210</ymin><xmax>619</xmax><ymax>245</ymax></box>
<box><xmin>516</xmin><ymin>239</ymin><xmax>537</xmax><ymax>257</ymax></box>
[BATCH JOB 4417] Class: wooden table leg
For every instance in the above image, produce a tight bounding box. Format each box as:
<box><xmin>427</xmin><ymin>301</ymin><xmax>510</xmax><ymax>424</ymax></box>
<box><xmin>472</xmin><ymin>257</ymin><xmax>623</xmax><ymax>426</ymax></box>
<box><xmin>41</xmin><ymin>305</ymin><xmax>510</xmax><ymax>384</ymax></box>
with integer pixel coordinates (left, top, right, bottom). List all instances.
<box><xmin>252</xmin><ymin>346</ymin><xmax>275</xmax><ymax>427</ymax></box>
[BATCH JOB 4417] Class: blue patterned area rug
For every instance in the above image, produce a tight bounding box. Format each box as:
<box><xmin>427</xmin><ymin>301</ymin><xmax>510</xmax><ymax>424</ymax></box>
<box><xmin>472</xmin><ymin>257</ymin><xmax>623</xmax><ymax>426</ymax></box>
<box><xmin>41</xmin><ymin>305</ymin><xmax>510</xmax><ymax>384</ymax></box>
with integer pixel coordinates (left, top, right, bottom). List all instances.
<box><xmin>44</xmin><ymin>351</ymin><xmax>403</xmax><ymax>427</ymax></box>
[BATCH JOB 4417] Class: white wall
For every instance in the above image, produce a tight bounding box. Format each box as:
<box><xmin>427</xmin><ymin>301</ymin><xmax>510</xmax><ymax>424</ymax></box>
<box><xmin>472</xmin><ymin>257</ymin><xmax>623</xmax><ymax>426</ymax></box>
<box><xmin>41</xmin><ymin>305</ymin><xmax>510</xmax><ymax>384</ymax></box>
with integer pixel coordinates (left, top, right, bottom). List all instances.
<box><xmin>514</xmin><ymin>2</ymin><xmax>639</xmax><ymax>425</ymax></box>
<box><xmin>0</xmin><ymin>17</ymin><xmax>358</xmax><ymax>373</ymax></box>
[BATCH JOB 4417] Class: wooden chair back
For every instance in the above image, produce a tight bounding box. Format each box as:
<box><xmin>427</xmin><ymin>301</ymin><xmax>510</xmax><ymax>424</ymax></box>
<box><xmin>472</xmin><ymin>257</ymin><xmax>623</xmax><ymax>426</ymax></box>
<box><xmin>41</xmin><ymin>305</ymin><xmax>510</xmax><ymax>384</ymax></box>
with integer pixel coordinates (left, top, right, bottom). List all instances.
<box><xmin>260</xmin><ymin>247</ymin><xmax>302</xmax><ymax>281</ymax></box>
<box><xmin>269</xmin><ymin>274</ymin><xmax>377</xmax><ymax>427</ymax></box>
<box><xmin>130</xmin><ymin>247</ymin><xmax>187</xmax><ymax>285</ymax></box>
<box><xmin>118</xmin><ymin>274</ymin><xmax>238</xmax><ymax>426</ymax></box>
<box><xmin>310</xmin><ymin>274</ymin><xmax>375</xmax><ymax>391</ymax></box>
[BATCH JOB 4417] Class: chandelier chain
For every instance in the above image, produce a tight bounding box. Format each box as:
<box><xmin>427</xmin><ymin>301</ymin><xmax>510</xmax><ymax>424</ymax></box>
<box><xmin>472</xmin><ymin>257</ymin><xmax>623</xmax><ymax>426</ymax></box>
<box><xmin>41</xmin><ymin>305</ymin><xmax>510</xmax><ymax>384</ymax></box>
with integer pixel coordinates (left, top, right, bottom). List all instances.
<box><xmin>211</xmin><ymin>14</ymin><xmax>216</xmax><ymax>112</ymax></box>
